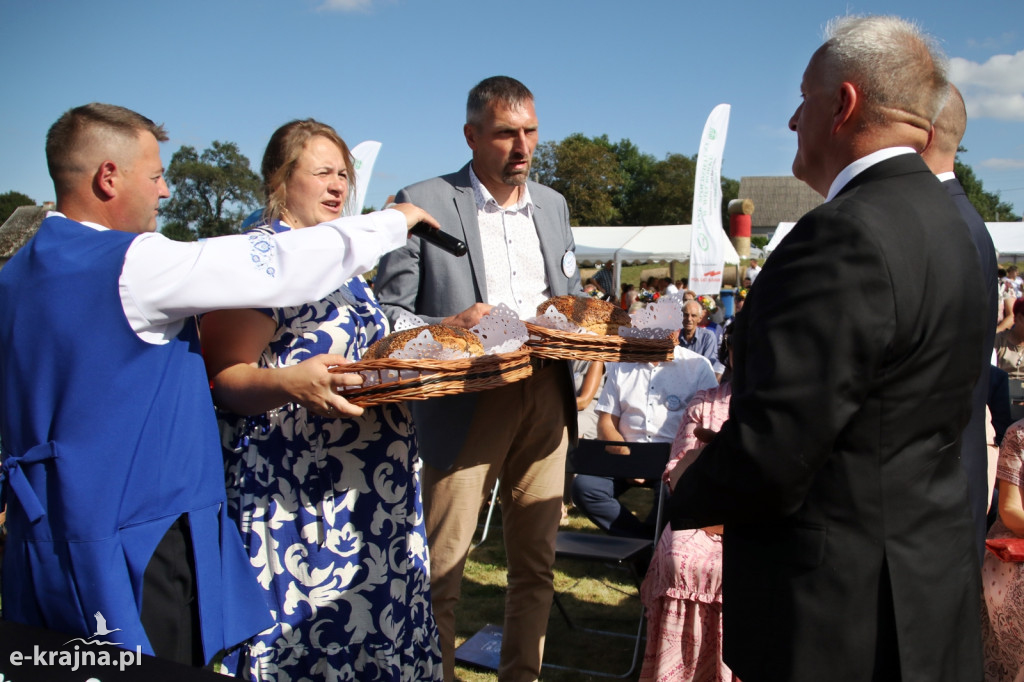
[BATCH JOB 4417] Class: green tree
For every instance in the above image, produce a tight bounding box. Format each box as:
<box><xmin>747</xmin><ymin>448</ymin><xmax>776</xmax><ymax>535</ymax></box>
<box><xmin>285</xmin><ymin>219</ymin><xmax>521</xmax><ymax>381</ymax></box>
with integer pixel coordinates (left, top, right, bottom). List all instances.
<box><xmin>955</xmin><ymin>150</ymin><xmax>1020</xmax><ymax>221</ymax></box>
<box><xmin>534</xmin><ymin>134</ymin><xmax>625</xmax><ymax>226</ymax></box>
<box><xmin>0</xmin><ymin>190</ymin><xmax>35</xmax><ymax>224</ymax></box>
<box><xmin>626</xmin><ymin>153</ymin><xmax>698</xmax><ymax>225</ymax></box>
<box><xmin>720</xmin><ymin>176</ymin><xmax>740</xmax><ymax>229</ymax></box>
<box><xmin>609</xmin><ymin>139</ymin><xmax>657</xmax><ymax>226</ymax></box>
<box><xmin>159</xmin><ymin>141</ymin><xmax>261</xmax><ymax>240</ymax></box>
<box><xmin>534</xmin><ymin>134</ymin><xmax>740</xmax><ymax>231</ymax></box>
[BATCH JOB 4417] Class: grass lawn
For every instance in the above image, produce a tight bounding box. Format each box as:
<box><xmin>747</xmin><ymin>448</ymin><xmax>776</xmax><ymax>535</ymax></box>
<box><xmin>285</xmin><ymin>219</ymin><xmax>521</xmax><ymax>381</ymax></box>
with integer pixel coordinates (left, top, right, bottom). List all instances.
<box><xmin>454</xmin><ymin>489</ymin><xmax>653</xmax><ymax>682</ymax></box>
<box><xmin>0</xmin><ymin>494</ymin><xmax>651</xmax><ymax>681</ymax></box>
<box><xmin>582</xmin><ymin>261</ymin><xmax>750</xmax><ymax>292</ymax></box>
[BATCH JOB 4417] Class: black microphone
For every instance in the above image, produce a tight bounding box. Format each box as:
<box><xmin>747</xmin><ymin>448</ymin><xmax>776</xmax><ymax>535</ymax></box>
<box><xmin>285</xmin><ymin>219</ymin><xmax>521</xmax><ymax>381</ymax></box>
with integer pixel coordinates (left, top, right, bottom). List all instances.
<box><xmin>410</xmin><ymin>222</ymin><xmax>468</xmax><ymax>257</ymax></box>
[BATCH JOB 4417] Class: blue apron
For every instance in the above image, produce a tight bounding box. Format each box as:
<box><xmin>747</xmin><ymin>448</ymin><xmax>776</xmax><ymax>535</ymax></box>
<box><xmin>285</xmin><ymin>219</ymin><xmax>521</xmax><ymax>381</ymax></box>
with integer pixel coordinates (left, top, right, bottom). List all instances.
<box><xmin>0</xmin><ymin>216</ymin><xmax>272</xmax><ymax>661</ymax></box>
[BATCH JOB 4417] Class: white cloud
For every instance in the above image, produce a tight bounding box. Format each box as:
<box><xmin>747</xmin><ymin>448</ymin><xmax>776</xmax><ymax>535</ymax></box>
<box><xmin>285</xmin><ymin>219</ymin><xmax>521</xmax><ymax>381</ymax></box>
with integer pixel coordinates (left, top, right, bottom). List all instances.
<box><xmin>950</xmin><ymin>50</ymin><xmax>1024</xmax><ymax>121</ymax></box>
<box><xmin>317</xmin><ymin>0</ymin><xmax>376</xmax><ymax>11</ymax></box>
<box><xmin>968</xmin><ymin>93</ymin><xmax>1024</xmax><ymax>121</ymax></box>
<box><xmin>967</xmin><ymin>32</ymin><xmax>1018</xmax><ymax>52</ymax></box>
<box><xmin>979</xmin><ymin>158</ymin><xmax>1024</xmax><ymax>171</ymax></box>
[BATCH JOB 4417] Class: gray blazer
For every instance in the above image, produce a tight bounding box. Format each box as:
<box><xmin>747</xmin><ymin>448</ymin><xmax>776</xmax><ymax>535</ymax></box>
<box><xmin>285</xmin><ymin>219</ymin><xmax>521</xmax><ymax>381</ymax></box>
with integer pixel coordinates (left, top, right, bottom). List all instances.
<box><xmin>375</xmin><ymin>162</ymin><xmax>582</xmax><ymax>470</ymax></box>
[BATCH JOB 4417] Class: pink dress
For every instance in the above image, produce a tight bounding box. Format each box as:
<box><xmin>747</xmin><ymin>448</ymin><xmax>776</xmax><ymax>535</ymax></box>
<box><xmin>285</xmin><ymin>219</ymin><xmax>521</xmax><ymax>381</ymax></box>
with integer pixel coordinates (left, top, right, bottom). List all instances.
<box><xmin>982</xmin><ymin>420</ymin><xmax>1024</xmax><ymax>682</ymax></box>
<box><xmin>640</xmin><ymin>384</ymin><xmax>739</xmax><ymax>682</ymax></box>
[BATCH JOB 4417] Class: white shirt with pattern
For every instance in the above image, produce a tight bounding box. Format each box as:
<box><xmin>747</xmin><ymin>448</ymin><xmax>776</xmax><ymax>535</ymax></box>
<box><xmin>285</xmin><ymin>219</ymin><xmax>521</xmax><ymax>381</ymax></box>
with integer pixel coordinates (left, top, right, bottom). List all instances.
<box><xmin>469</xmin><ymin>165</ymin><xmax>550</xmax><ymax>319</ymax></box>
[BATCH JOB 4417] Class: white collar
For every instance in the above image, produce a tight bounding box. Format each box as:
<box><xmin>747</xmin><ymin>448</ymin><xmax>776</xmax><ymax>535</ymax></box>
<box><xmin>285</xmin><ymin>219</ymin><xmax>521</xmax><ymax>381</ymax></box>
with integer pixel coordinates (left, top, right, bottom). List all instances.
<box><xmin>48</xmin><ymin>210</ymin><xmax>109</xmax><ymax>232</ymax></box>
<box><xmin>935</xmin><ymin>171</ymin><xmax>956</xmax><ymax>183</ymax></box>
<box><xmin>468</xmin><ymin>163</ymin><xmax>533</xmax><ymax>213</ymax></box>
<box><xmin>825</xmin><ymin>147</ymin><xmax>916</xmax><ymax>202</ymax></box>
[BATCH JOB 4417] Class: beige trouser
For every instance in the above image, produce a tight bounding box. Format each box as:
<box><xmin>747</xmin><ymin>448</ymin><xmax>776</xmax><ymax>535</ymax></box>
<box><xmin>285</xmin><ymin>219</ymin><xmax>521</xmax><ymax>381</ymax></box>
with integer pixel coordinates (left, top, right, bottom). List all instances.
<box><xmin>423</xmin><ymin>361</ymin><xmax>571</xmax><ymax>682</ymax></box>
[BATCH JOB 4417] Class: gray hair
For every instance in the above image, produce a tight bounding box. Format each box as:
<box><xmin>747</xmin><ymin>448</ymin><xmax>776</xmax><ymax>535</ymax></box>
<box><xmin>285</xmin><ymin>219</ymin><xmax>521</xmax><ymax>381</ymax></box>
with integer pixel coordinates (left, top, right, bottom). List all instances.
<box><xmin>821</xmin><ymin>15</ymin><xmax>949</xmax><ymax>126</ymax></box>
<box><xmin>466</xmin><ymin>76</ymin><xmax>534</xmax><ymax>127</ymax></box>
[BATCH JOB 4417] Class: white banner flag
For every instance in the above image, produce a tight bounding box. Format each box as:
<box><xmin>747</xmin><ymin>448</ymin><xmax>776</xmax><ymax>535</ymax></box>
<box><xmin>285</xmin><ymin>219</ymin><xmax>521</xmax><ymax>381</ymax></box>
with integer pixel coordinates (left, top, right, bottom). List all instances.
<box><xmin>689</xmin><ymin>104</ymin><xmax>731</xmax><ymax>296</ymax></box>
<box><xmin>347</xmin><ymin>140</ymin><xmax>382</xmax><ymax>216</ymax></box>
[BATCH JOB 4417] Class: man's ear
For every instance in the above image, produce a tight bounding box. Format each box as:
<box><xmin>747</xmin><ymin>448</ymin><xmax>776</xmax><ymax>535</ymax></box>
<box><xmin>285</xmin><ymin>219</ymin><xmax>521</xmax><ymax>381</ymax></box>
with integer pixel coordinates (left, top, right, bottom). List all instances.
<box><xmin>923</xmin><ymin>124</ymin><xmax>935</xmax><ymax>153</ymax></box>
<box><xmin>463</xmin><ymin>123</ymin><xmax>477</xmax><ymax>152</ymax></box>
<box><xmin>832</xmin><ymin>82</ymin><xmax>858</xmax><ymax>134</ymax></box>
<box><xmin>94</xmin><ymin>160</ymin><xmax>119</xmax><ymax>200</ymax></box>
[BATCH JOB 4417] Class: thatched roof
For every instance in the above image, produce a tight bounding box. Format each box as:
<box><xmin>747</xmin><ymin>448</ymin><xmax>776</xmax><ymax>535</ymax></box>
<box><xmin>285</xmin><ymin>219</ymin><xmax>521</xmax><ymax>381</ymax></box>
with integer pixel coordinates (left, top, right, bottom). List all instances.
<box><xmin>0</xmin><ymin>205</ymin><xmax>46</xmax><ymax>266</ymax></box>
<box><xmin>738</xmin><ymin>176</ymin><xmax>823</xmax><ymax>232</ymax></box>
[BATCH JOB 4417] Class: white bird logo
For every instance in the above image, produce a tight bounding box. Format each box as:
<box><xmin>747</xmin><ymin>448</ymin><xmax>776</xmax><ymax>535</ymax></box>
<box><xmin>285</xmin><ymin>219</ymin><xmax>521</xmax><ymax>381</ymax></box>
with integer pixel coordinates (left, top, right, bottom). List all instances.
<box><xmin>91</xmin><ymin>611</ymin><xmax>121</xmax><ymax>638</ymax></box>
<box><xmin>63</xmin><ymin>611</ymin><xmax>123</xmax><ymax>647</ymax></box>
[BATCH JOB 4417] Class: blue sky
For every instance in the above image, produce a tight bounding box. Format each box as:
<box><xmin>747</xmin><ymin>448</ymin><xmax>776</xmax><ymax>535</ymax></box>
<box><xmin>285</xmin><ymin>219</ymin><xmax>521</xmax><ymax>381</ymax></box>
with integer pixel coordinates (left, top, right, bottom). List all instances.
<box><xmin>2</xmin><ymin>0</ymin><xmax>1022</xmax><ymax>221</ymax></box>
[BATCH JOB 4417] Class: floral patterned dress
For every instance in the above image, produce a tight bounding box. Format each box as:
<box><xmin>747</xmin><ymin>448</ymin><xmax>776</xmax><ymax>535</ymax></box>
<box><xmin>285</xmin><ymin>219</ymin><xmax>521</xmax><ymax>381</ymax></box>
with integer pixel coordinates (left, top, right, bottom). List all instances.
<box><xmin>982</xmin><ymin>420</ymin><xmax>1024</xmax><ymax>682</ymax></box>
<box><xmin>220</xmin><ymin>223</ymin><xmax>441</xmax><ymax>681</ymax></box>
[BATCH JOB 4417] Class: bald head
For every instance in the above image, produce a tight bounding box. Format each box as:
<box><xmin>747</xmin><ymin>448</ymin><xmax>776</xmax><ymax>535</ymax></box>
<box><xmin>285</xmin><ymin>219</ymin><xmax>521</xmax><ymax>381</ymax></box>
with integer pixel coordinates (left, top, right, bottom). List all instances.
<box><xmin>922</xmin><ymin>85</ymin><xmax>967</xmax><ymax>173</ymax></box>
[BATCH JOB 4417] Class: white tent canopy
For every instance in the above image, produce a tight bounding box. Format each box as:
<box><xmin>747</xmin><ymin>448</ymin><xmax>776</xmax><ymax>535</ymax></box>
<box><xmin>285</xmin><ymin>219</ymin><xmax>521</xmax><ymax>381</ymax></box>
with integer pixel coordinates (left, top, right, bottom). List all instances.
<box><xmin>572</xmin><ymin>225</ymin><xmax>742</xmax><ymax>265</ymax></box>
<box><xmin>571</xmin><ymin>226</ymin><xmax>645</xmax><ymax>265</ymax></box>
<box><xmin>988</xmin><ymin>223</ymin><xmax>1024</xmax><ymax>258</ymax></box>
<box><xmin>763</xmin><ymin>222</ymin><xmax>796</xmax><ymax>255</ymax></box>
<box><xmin>765</xmin><ymin>221</ymin><xmax>1024</xmax><ymax>259</ymax></box>
<box><xmin>572</xmin><ymin>225</ymin><xmax>742</xmax><ymax>296</ymax></box>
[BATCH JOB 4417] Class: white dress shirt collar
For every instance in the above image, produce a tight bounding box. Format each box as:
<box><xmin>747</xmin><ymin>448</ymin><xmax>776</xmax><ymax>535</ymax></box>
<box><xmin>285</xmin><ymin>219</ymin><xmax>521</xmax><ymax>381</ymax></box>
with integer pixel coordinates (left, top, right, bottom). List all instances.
<box><xmin>826</xmin><ymin>147</ymin><xmax>917</xmax><ymax>202</ymax></box>
<box><xmin>469</xmin><ymin>163</ymin><xmax>534</xmax><ymax>216</ymax></box>
<box><xmin>48</xmin><ymin>210</ymin><xmax>109</xmax><ymax>232</ymax></box>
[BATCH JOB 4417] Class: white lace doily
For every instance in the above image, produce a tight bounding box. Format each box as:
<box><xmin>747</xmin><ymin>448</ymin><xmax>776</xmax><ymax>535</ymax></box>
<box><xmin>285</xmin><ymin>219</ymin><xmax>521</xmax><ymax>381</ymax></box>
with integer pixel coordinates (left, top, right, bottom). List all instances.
<box><xmin>393</xmin><ymin>310</ymin><xmax>427</xmax><ymax>331</ymax></box>
<box><xmin>356</xmin><ymin>304</ymin><xmax>528</xmax><ymax>387</ymax></box>
<box><xmin>619</xmin><ymin>297</ymin><xmax>683</xmax><ymax>339</ymax></box>
<box><xmin>470</xmin><ymin>303</ymin><xmax>529</xmax><ymax>354</ymax></box>
<box><xmin>527</xmin><ymin>305</ymin><xmax>596</xmax><ymax>335</ymax></box>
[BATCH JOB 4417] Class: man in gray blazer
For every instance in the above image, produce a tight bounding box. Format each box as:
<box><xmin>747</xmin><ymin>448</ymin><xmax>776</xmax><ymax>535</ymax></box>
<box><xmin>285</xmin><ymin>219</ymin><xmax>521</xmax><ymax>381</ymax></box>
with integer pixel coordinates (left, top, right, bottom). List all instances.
<box><xmin>375</xmin><ymin>76</ymin><xmax>581</xmax><ymax>682</ymax></box>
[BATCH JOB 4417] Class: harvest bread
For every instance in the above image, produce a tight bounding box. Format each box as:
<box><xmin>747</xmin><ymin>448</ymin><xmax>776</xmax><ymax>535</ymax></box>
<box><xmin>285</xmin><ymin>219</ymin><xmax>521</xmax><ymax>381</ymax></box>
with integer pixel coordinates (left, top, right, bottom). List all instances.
<box><xmin>537</xmin><ymin>295</ymin><xmax>632</xmax><ymax>335</ymax></box>
<box><xmin>362</xmin><ymin>324</ymin><xmax>485</xmax><ymax>360</ymax></box>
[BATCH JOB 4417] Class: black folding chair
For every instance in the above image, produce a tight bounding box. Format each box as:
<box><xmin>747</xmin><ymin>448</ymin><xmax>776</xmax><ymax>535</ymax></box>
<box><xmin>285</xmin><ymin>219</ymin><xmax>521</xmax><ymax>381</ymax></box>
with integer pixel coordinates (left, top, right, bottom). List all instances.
<box><xmin>544</xmin><ymin>438</ymin><xmax>671</xmax><ymax>679</ymax></box>
<box><xmin>1009</xmin><ymin>378</ymin><xmax>1024</xmax><ymax>422</ymax></box>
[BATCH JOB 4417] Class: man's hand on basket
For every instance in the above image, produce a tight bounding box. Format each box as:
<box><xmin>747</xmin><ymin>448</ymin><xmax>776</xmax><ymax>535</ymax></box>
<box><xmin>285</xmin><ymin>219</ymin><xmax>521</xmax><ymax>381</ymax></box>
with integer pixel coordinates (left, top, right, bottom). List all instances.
<box><xmin>442</xmin><ymin>303</ymin><xmax>493</xmax><ymax>329</ymax></box>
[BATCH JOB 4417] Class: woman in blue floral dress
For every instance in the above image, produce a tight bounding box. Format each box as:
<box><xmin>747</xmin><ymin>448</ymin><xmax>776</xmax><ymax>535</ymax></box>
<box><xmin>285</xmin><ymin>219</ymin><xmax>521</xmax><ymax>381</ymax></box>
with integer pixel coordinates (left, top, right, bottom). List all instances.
<box><xmin>201</xmin><ymin>119</ymin><xmax>441</xmax><ymax>681</ymax></box>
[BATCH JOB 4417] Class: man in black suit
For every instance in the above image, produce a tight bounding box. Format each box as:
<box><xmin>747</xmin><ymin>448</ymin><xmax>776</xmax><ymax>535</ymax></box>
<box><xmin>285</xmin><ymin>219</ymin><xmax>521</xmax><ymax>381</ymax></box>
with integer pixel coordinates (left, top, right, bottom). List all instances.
<box><xmin>922</xmin><ymin>84</ymin><xmax>999</xmax><ymax>561</ymax></box>
<box><xmin>669</xmin><ymin>16</ymin><xmax>986</xmax><ymax>682</ymax></box>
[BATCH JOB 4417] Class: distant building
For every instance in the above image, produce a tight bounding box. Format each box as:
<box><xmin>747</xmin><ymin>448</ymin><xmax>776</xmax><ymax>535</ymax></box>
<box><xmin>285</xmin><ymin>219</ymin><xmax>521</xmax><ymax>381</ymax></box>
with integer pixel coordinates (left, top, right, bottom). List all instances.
<box><xmin>738</xmin><ymin>176</ymin><xmax>823</xmax><ymax>237</ymax></box>
<box><xmin>0</xmin><ymin>203</ymin><xmax>50</xmax><ymax>270</ymax></box>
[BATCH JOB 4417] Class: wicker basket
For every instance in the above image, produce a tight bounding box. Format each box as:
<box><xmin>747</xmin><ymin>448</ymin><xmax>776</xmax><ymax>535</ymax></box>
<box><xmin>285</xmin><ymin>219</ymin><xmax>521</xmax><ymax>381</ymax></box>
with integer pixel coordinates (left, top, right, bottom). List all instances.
<box><xmin>330</xmin><ymin>348</ymin><xmax>533</xmax><ymax>407</ymax></box>
<box><xmin>525</xmin><ymin>323</ymin><xmax>675</xmax><ymax>363</ymax></box>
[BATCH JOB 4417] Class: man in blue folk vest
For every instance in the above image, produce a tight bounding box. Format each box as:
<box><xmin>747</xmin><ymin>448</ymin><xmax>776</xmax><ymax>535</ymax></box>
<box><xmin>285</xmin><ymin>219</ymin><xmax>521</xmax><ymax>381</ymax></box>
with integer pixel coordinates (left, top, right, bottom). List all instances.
<box><xmin>0</xmin><ymin>103</ymin><xmax>435</xmax><ymax>665</ymax></box>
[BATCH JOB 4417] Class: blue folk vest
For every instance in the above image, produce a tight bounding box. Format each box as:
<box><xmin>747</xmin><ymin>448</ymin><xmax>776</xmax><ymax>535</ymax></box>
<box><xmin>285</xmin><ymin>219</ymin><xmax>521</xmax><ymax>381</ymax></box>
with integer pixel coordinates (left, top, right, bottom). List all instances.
<box><xmin>0</xmin><ymin>216</ymin><xmax>272</xmax><ymax>661</ymax></box>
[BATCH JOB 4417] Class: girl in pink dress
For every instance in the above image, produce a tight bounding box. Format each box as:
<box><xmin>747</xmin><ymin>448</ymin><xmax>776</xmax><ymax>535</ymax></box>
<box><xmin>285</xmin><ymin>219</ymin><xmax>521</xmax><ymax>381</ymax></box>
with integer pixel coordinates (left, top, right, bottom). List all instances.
<box><xmin>982</xmin><ymin>418</ymin><xmax>1024</xmax><ymax>681</ymax></box>
<box><xmin>640</xmin><ymin>328</ymin><xmax>738</xmax><ymax>682</ymax></box>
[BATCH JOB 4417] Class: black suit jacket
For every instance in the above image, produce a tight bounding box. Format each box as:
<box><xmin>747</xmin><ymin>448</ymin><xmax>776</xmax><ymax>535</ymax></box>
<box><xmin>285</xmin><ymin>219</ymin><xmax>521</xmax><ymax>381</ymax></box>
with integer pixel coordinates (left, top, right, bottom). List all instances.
<box><xmin>669</xmin><ymin>154</ymin><xmax>986</xmax><ymax>681</ymax></box>
<box><xmin>989</xmin><ymin>365</ymin><xmax>1012</xmax><ymax>444</ymax></box>
<box><xmin>945</xmin><ymin>176</ymin><xmax>998</xmax><ymax>560</ymax></box>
